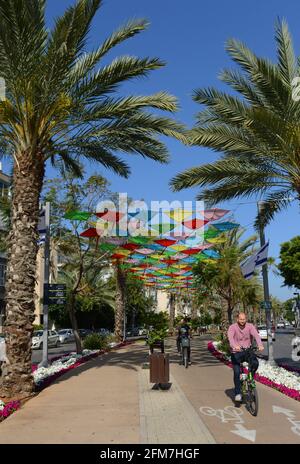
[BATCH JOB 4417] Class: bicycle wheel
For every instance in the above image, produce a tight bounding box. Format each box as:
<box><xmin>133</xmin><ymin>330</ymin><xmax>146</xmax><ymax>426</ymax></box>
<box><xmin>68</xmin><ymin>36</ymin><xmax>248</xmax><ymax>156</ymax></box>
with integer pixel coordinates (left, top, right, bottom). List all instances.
<box><xmin>246</xmin><ymin>383</ymin><xmax>259</xmax><ymax>416</ymax></box>
<box><xmin>183</xmin><ymin>347</ymin><xmax>188</xmax><ymax>368</ymax></box>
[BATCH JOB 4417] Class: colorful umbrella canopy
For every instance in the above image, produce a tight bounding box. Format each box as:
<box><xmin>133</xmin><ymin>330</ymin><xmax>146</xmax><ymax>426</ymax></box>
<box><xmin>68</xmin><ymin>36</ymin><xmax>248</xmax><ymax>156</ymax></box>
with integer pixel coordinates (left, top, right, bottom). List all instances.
<box><xmin>66</xmin><ymin>207</ymin><xmax>239</xmax><ymax>290</ymax></box>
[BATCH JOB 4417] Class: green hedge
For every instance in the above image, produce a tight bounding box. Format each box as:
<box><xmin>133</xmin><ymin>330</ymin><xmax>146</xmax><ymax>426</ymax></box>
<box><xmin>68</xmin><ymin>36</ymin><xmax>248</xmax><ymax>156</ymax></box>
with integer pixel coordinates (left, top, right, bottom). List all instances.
<box><xmin>83</xmin><ymin>333</ymin><xmax>109</xmax><ymax>351</ymax></box>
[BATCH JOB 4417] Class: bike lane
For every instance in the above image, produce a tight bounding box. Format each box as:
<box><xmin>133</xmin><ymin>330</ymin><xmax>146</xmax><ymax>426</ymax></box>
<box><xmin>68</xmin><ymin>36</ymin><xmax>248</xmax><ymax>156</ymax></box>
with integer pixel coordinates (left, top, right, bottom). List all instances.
<box><xmin>167</xmin><ymin>336</ymin><xmax>300</xmax><ymax>444</ymax></box>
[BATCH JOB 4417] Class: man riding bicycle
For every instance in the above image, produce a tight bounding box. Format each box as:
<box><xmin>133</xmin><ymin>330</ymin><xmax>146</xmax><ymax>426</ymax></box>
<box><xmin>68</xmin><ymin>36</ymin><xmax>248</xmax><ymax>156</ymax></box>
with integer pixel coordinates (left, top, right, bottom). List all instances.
<box><xmin>228</xmin><ymin>312</ymin><xmax>264</xmax><ymax>402</ymax></box>
<box><xmin>176</xmin><ymin>317</ymin><xmax>192</xmax><ymax>365</ymax></box>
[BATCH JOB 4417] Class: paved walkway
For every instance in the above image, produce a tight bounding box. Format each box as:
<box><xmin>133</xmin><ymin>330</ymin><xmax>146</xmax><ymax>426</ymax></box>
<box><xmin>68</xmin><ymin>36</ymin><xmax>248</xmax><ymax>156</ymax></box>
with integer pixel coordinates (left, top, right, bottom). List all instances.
<box><xmin>139</xmin><ymin>368</ymin><xmax>215</xmax><ymax>443</ymax></box>
<box><xmin>0</xmin><ymin>338</ymin><xmax>300</xmax><ymax>444</ymax></box>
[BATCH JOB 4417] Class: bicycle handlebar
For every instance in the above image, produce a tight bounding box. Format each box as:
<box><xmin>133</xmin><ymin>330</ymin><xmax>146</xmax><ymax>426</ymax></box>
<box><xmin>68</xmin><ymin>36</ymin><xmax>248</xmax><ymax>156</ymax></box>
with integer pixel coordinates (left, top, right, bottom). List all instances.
<box><xmin>240</xmin><ymin>346</ymin><xmax>258</xmax><ymax>352</ymax></box>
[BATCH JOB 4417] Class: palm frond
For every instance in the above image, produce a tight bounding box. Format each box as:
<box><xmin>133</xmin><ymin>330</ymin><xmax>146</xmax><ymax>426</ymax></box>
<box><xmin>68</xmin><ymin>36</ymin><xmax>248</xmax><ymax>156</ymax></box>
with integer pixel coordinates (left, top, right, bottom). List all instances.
<box><xmin>68</xmin><ymin>19</ymin><xmax>149</xmax><ymax>86</ymax></box>
<box><xmin>254</xmin><ymin>190</ymin><xmax>293</xmax><ymax>230</ymax></box>
<box><xmin>172</xmin><ymin>21</ymin><xmax>300</xmax><ymax>227</ymax></box>
<box><xmin>275</xmin><ymin>18</ymin><xmax>296</xmax><ymax>85</ymax></box>
<box><xmin>75</xmin><ymin>56</ymin><xmax>165</xmax><ymax>101</ymax></box>
<box><xmin>69</xmin><ymin>141</ymin><xmax>130</xmax><ymax>178</ymax></box>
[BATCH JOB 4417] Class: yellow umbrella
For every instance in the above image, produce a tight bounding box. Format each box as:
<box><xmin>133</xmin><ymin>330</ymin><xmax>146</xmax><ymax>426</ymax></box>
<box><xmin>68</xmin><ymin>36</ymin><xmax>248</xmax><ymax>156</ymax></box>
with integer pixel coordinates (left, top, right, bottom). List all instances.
<box><xmin>165</xmin><ymin>209</ymin><xmax>193</xmax><ymax>223</ymax></box>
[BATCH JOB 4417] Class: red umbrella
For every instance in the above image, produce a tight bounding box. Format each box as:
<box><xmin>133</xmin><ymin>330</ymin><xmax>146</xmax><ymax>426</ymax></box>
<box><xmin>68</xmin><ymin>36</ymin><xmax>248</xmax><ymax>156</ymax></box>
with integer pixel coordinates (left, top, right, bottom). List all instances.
<box><xmin>121</xmin><ymin>243</ymin><xmax>140</xmax><ymax>251</ymax></box>
<box><xmin>154</xmin><ymin>238</ymin><xmax>177</xmax><ymax>247</ymax></box>
<box><xmin>182</xmin><ymin>248</ymin><xmax>202</xmax><ymax>255</ymax></box>
<box><xmin>80</xmin><ymin>228</ymin><xmax>99</xmax><ymax>238</ymax></box>
<box><xmin>182</xmin><ymin>218</ymin><xmax>209</xmax><ymax>230</ymax></box>
<box><xmin>96</xmin><ymin>211</ymin><xmax>125</xmax><ymax>222</ymax></box>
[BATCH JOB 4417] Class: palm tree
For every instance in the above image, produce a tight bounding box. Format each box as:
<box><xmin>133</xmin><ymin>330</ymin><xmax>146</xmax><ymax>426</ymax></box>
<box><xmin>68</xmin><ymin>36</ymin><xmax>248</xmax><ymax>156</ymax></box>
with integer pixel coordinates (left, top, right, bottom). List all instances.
<box><xmin>193</xmin><ymin>230</ymin><xmax>260</xmax><ymax>331</ymax></box>
<box><xmin>171</xmin><ymin>20</ymin><xmax>300</xmax><ymax>229</ymax></box>
<box><xmin>0</xmin><ymin>0</ymin><xmax>185</xmax><ymax>399</ymax></box>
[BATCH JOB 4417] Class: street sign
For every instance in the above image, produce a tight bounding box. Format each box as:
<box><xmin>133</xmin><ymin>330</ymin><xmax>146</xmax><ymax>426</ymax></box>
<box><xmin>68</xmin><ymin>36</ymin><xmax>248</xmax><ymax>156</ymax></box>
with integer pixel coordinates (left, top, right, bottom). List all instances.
<box><xmin>46</xmin><ymin>284</ymin><xmax>66</xmax><ymax>291</ymax></box>
<box><xmin>44</xmin><ymin>284</ymin><xmax>66</xmax><ymax>305</ymax></box>
<box><xmin>260</xmin><ymin>301</ymin><xmax>272</xmax><ymax>310</ymax></box>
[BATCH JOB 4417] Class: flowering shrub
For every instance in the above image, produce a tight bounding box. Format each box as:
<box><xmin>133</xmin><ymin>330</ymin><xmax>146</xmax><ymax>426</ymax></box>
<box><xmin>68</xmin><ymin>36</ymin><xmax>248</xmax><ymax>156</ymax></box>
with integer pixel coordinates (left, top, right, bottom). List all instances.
<box><xmin>208</xmin><ymin>341</ymin><xmax>300</xmax><ymax>402</ymax></box>
<box><xmin>33</xmin><ymin>349</ymin><xmax>100</xmax><ymax>389</ymax></box>
<box><xmin>0</xmin><ymin>400</ymin><xmax>20</xmax><ymax>421</ymax></box>
<box><xmin>34</xmin><ymin>340</ymin><xmax>130</xmax><ymax>391</ymax></box>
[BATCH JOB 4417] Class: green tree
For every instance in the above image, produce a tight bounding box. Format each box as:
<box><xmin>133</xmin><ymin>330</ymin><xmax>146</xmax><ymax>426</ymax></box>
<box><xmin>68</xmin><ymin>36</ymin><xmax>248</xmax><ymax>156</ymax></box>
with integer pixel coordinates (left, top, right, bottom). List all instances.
<box><xmin>0</xmin><ymin>0</ymin><xmax>185</xmax><ymax>398</ymax></box>
<box><xmin>124</xmin><ymin>275</ymin><xmax>154</xmax><ymax>331</ymax></box>
<box><xmin>278</xmin><ymin>236</ymin><xmax>300</xmax><ymax>289</ymax></box>
<box><xmin>43</xmin><ymin>174</ymin><xmax>113</xmax><ymax>354</ymax></box>
<box><xmin>193</xmin><ymin>230</ymin><xmax>261</xmax><ymax>331</ymax></box>
<box><xmin>171</xmin><ymin>20</ymin><xmax>300</xmax><ymax>229</ymax></box>
<box><xmin>283</xmin><ymin>298</ymin><xmax>296</xmax><ymax>323</ymax></box>
<box><xmin>270</xmin><ymin>295</ymin><xmax>284</xmax><ymax>327</ymax></box>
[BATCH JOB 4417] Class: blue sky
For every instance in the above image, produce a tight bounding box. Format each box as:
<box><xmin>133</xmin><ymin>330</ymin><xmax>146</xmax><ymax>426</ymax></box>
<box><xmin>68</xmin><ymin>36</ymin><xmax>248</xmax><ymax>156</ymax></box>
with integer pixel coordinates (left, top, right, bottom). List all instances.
<box><xmin>9</xmin><ymin>0</ymin><xmax>300</xmax><ymax>300</ymax></box>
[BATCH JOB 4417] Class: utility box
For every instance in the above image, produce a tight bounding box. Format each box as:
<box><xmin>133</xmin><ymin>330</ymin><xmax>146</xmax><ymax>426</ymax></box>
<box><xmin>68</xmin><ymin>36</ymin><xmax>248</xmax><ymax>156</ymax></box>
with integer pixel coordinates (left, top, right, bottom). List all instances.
<box><xmin>149</xmin><ymin>352</ymin><xmax>169</xmax><ymax>384</ymax></box>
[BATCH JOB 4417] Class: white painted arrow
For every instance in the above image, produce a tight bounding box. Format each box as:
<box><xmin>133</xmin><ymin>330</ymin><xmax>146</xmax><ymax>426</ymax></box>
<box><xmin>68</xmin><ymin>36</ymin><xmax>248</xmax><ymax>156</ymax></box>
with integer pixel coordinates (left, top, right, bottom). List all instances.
<box><xmin>231</xmin><ymin>424</ymin><xmax>256</xmax><ymax>443</ymax></box>
<box><xmin>272</xmin><ymin>406</ymin><xmax>295</xmax><ymax>418</ymax></box>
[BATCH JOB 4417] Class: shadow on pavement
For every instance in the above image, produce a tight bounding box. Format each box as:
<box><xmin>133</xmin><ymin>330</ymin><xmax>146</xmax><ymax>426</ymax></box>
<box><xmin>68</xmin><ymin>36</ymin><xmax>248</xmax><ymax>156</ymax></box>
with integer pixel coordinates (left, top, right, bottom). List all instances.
<box><xmin>165</xmin><ymin>335</ymin><xmax>223</xmax><ymax>368</ymax></box>
<box><xmin>38</xmin><ymin>343</ymin><xmax>149</xmax><ymax>390</ymax></box>
<box><xmin>224</xmin><ymin>388</ymin><xmax>242</xmax><ymax>408</ymax></box>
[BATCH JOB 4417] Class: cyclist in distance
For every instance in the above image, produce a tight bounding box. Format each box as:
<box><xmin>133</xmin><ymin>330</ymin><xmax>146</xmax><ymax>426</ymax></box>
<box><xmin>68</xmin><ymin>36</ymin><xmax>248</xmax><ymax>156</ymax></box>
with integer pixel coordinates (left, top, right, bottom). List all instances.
<box><xmin>177</xmin><ymin>316</ymin><xmax>192</xmax><ymax>364</ymax></box>
<box><xmin>228</xmin><ymin>312</ymin><xmax>264</xmax><ymax>402</ymax></box>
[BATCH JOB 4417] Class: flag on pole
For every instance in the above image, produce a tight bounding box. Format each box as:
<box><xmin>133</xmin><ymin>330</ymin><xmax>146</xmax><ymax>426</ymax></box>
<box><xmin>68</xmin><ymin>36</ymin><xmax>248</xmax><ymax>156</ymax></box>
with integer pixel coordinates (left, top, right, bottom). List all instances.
<box><xmin>240</xmin><ymin>241</ymin><xmax>269</xmax><ymax>279</ymax></box>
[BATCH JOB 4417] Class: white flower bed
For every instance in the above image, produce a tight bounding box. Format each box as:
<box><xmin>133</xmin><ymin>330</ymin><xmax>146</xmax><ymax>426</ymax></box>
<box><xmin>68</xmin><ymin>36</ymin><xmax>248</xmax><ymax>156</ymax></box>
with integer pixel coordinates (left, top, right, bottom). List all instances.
<box><xmin>0</xmin><ymin>400</ymin><xmax>5</xmax><ymax>411</ymax></box>
<box><xmin>33</xmin><ymin>349</ymin><xmax>98</xmax><ymax>385</ymax></box>
<box><xmin>108</xmin><ymin>342</ymin><xmax>118</xmax><ymax>348</ymax></box>
<box><xmin>257</xmin><ymin>359</ymin><xmax>300</xmax><ymax>391</ymax></box>
<box><xmin>213</xmin><ymin>340</ymin><xmax>300</xmax><ymax>391</ymax></box>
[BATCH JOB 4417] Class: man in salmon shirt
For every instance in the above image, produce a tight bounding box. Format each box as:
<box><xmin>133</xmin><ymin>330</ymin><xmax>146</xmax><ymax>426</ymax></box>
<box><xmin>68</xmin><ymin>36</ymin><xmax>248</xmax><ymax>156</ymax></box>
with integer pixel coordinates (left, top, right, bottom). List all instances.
<box><xmin>228</xmin><ymin>312</ymin><xmax>264</xmax><ymax>402</ymax></box>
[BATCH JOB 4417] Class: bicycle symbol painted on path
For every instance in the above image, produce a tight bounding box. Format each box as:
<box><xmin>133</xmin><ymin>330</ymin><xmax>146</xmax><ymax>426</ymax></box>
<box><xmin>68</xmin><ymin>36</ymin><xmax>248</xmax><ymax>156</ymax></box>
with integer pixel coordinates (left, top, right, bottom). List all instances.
<box><xmin>199</xmin><ymin>406</ymin><xmax>244</xmax><ymax>424</ymax></box>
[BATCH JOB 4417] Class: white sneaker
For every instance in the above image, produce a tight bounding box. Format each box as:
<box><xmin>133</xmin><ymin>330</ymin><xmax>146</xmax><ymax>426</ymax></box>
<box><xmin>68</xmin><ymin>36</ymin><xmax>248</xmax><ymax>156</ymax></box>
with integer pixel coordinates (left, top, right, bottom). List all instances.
<box><xmin>235</xmin><ymin>394</ymin><xmax>242</xmax><ymax>402</ymax></box>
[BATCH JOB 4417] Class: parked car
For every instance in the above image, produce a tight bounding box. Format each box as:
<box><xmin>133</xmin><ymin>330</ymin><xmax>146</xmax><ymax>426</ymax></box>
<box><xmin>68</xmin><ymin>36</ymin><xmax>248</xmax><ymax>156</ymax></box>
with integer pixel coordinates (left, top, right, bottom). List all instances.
<box><xmin>285</xmin><ymin>323</ymin><xmax>294</xmax><ymax>330</ymax></box>
<box><xmin>257</xmin><ymin>325</ymin><xmax>275</xmax><ymax>341</ymax></box>
<box><xmin>95</xmin><ymin>328</ymin><xmax>111</xmax><ymax>337</ymax></box>
<box><xmin>78</xmin><ymin>329</ymin><xmax>93</xmax><ymax>339</ymax></box>
<box><xmin>58</xmin><ymin>329</ymin><xmax>75</xmax><ymax>344</ymax></box>
<box><xmin>138</xmin><ymin>327</ymin><xmax>147</xmax><ymax>336</ymax></box>
<box><xmin>32</xmin><ymin>330</ymin><xmax>60</xmax><ymax>349</ymax></box>
<box><xmin>277</xmin><ymin>322</ymin><xmax>286</xmax><ymax>329</ymax></box>
<box><xmin>126</xmin><ymin>327</ymin><xmax>140</xmax><ymax>337</ymax></box>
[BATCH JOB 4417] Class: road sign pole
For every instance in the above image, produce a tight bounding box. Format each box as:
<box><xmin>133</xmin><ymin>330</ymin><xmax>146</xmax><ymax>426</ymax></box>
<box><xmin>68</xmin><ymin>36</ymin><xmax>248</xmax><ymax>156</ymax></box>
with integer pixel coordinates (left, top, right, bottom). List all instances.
<box><xmin>39</xmin><ymin>202</ymin><xmax>50</xmax><ymax>368</ymax></box>
<box><xmin>258</xmin><ymin>201</ymin><xmax>275</xmax><ymax>366</ymax></box>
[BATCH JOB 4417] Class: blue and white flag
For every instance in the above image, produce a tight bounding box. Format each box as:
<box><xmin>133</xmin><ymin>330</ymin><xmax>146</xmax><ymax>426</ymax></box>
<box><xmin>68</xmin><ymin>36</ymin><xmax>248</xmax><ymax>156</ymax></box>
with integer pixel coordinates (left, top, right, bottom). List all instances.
<box><xmin>240</xmin><ymin>241</ymin><xmax>269</xmax><ymax>280</ymax></box>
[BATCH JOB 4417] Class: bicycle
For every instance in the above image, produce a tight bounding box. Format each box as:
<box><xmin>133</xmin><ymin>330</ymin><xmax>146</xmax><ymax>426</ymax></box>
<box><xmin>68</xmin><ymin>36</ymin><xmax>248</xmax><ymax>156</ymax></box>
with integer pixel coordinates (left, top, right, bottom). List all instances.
<box><xmin>239</xmin><ymin>347</ymin><xmax>259</xmax><ymax>416</ymax></box>
<box><xmin>179</xmin><ymin>336</ymin><xmax>190</xmax><ymax>368</ymax></box>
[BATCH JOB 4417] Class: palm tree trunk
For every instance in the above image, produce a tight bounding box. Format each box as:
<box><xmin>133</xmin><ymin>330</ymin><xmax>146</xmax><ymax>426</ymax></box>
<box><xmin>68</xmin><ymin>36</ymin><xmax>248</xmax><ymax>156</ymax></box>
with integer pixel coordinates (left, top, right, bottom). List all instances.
<box><xmin>272</xmin><ymin>309</ymin><xmax>277</xmax><ymax>331</ymax></box>
<box><xmin>253</xmin><ymin>306</ymin><xmax>258</xmax><ymax>325</ymax></box>
<box><xmin>169</xmin><ymin>293</ymin><xmax>175</xmax><ymax>334</ymax></box>
<box><xmin>0</xmin><ymin>155</ymin><xmax>44</xmax><ymax>399</ymax></box>
<box><xmin>68</xmin><ymin>293</ymin><xmax>82</xmax><ymax>354</ymax></box>
<box><xmin>191</xmin><ymin>296</ymin><xmax>197</xmax><ymax>319</ymax></box>
<box><xmin>115</xmin><ymin>262</ymin><xmax>126</xmax><ymax>342</ymax></box>
<box><xmin>220</xmin><ymin>298</ymin><xmax>230</xmax><ymax>333</ymax></box>
<box><xmin>227</xmin><ymin>300</ymin><xmax>234</xmax><ymax>325</ymax></box>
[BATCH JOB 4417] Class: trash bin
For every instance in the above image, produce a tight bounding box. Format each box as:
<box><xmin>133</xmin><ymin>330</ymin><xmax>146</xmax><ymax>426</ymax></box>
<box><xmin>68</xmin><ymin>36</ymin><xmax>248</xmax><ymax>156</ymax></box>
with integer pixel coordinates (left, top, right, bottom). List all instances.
<box><xmin>149</xmin><ymin>352</ymin><xmax>169</xmax><ymax>384</ymax></box>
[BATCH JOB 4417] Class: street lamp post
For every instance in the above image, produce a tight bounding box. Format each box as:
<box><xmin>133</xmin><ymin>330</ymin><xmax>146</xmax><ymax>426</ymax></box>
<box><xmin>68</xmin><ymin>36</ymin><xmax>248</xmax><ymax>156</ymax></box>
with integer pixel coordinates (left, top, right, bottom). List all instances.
<box><xmin>39</xmin><ymin>202</ymin><xmax>50</xmax><ymax>368</ymax></box>
<box><xmin>293</xmin><ymin>292</ymin><xmax>300</xmax><ymax>333</ymax></box>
